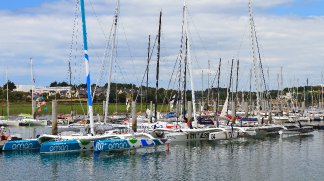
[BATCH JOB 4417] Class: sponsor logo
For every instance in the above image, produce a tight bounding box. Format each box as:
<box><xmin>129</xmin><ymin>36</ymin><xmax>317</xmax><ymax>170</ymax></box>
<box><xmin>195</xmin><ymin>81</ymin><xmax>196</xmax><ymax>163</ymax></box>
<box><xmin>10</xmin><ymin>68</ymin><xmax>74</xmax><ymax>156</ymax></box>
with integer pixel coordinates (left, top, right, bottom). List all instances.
<box><xmin>49</xmin><ymin>145</ymin><xmax>69</xmax><ymax>152</ymax></box>
<box><xmin>95</xmin><ymin>140</ymin><xmax>129</xmax><ymax>151</ymax></box>
<box><xmin>11</xmin><ymin>143</ymin><xmax>34</xmax><ymax>150</ymax></box>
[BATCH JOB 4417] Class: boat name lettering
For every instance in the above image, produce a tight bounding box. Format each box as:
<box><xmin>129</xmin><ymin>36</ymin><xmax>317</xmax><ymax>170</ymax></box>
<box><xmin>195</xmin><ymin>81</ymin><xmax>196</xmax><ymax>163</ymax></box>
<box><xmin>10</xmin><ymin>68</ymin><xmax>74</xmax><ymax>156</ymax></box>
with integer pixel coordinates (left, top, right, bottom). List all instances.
<box><xmin>200</xmin><ymin>132</ymin><xmax>209</xmax><ymax>139</ymax></box>
<box><xmin>49</xmin><ymin>145</ymin><xmax>69</xmax><ymax>152</ymax></box>
<box><xmin>11</xmin><ymin>142</ymin><xmax>34</xmax><ymax>150</ymax></box>
<box><xmin>96</xmin><ymin>141</ymin><xmax>128</xmax><ymax>151</ymax></box>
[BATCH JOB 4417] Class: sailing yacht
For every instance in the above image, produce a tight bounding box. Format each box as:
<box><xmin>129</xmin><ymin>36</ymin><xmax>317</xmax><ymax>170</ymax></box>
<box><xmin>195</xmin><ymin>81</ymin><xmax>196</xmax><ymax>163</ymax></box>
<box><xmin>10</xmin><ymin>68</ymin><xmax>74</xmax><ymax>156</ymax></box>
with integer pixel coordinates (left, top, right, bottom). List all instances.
<box><xmin>0</xmin><ymin>72</ymin><xmax>19</xmax><ymax>127</ymax></box>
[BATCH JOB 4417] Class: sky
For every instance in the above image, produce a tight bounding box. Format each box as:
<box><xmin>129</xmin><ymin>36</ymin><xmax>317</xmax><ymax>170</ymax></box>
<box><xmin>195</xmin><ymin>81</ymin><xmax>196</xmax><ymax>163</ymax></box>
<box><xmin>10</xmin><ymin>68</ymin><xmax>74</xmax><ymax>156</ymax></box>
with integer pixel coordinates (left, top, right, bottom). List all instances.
<box><xmin>0</xmin><ymin>0</ymin><xmax>324</xmax><ymax>92</ymax></box>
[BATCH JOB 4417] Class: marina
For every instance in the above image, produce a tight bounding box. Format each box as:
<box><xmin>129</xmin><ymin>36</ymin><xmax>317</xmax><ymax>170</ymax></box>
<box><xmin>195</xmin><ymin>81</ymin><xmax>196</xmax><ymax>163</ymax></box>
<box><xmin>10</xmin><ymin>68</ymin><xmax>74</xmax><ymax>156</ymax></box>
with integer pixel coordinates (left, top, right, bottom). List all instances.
<box><xmin>1</xmin><ymin>0</ymin><xmax>324</xmax><ymax>180</ymax></box>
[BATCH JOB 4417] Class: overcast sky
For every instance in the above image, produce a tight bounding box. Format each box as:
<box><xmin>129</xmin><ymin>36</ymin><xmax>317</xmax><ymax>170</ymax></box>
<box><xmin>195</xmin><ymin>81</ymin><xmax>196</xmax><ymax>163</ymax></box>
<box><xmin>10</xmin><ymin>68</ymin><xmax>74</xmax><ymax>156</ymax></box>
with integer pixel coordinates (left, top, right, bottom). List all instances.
<box><xmin>0</xmin><ymin>0</ymin><xmax>323</xmax><ymax>91</ymax></box>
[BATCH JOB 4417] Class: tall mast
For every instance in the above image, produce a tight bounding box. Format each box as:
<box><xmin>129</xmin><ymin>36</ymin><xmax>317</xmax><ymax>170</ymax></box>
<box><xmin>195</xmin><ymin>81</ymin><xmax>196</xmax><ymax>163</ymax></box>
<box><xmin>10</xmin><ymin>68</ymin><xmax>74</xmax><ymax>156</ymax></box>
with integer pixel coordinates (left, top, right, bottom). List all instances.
<box><xmin>80</xmin><ymin>0</ymin><xmax>94</xmax><ymax>135</ymax></box>
<box><xmin>201</xmin><ymin>70</ymin><xmax>204</xmax><ymax>112</ymax></box>
<box><xmin>155</xmin><ymin>11</ymin><xmax>162</xmax><ymax>121</ymax></box>
<box><xmin>296</xmin><ymin>78</ymin><xmax>299</xmax><ymax>109</ymax></box>
<box><xmin>321</xmin><ymin>72</ymin><xmax>323</xmax><ymax>109</ymax></box>
<box><xmin>233</xmin><ymin>60</ymin><xmax>239</xmax><ymax>123</ymax></box>
<box><xmin>207</xmin><ymin>60</ymin><xmax>210</xmax><ymax>108</ymax></box>
<box><xmin>104</xmin><ymin>0</ymin><xmax>120</xmax><ymax>124</ymax></box>
<box><xmin>30</xmin><ymin>58</ymin><xmax>36</xmax><ymax>118</ymax></box>
<box><xmin>6</xmin><ymin>69</ymin><xmax>9</xmax><ymax>117</ymax></box>
<box><xmin>68</xmin><ymin>61</ymin><xmax>73</xmax><ymax>120</ymax></box>
<box><xmin>184</xmin><ymin>1</ymin><xmax>198</xmax><ymax>125</ymax></box>
<box><xmin>227</xmin><ymin>59</ymin><xmax>234</xmax><ymax>116</ymax></box>
<box><xmin>215</xmin><ymin>58</ymin><xmax>221</xmax><ymax>125</ymax></box>
<box><xmin>146</xmin><ymin>35</ymin><xmax>151</xmax><ymax>111</ymax></box>
<box><xmin>248</xmin><ymin>0</ymin><xmax>261</xmax><ymax>123</ymax></box>
<box><xmin>249</xmin><ymin>68</ymin><xmax>252</xmax><ymax>115</ymax></box>
<box><xmin>183</xmin><ymin>37</ymin><xmax>188</xmax><ymax>119</ymax></box>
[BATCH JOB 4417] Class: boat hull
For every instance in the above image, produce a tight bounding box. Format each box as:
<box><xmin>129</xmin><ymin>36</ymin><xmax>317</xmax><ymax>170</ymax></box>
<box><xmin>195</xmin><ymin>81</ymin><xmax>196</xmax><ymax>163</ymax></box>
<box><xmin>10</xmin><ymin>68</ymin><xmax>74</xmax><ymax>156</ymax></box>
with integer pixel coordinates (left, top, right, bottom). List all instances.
<box><xmin>2</xmin><ymin>139</ymin><xmax>40</xmax><ymax>151</ymax></box>
<box><xmin>209</xmin><ymin>131</ymin><xmax>238</xmax><ymax>140</ymax></box>
<box><xmin>94</xmin><ymin>138</ymin><xmax>169</xmax><ymax>152</ymax></box>
<box><xmin>40</xmin><ymin>137</ymin><xmax>170</xmax><ymax>154</ymax></box>
<box><xmin>0</xmin><ymin>120</ymin><xmax>19</xmax><ymax>127</ymax></box>
<box><xmin>40</xmin><ymin>139</ymin><xmax>94</xmax><ymax>153</ymax></box>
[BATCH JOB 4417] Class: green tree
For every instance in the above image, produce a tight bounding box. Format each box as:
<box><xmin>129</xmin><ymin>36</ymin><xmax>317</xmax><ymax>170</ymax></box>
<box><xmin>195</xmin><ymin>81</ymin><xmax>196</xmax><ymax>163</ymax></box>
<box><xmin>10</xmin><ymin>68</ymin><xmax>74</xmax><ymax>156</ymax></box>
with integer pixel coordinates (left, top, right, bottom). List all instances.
<box><xmin>3</xmin><ymin>80</ymin><xmax>16</xmax><ymax>91</ymax></box>
<box><xmin>50</xmin><ymin>81</ymin><xmax>58</xmax><ymax>87</ymax></box>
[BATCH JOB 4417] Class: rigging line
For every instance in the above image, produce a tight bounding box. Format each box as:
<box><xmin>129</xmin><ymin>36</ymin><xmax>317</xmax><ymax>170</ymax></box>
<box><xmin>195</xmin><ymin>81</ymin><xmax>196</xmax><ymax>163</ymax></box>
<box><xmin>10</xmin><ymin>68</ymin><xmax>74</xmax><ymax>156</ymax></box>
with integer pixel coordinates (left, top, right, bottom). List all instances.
<box><xmin>160</xmin><ymin>14</ymin><xmax>186</xmax><ymax>112</ymax></box>
<box><xmin>67</xmin><ymin>0</ymin><xmax>86</xmax><ymax>115</ymax></box>
<box><xmin>234</xmin><ymin>25</ymin><xmax>249</xmax><ymax>59</ymax></box>
<box><xmin>67</xmin><ymin>0</ymin><xmax>80</xmax><ymax>84</ymax></box>
<box><xmin>111</xmin><ymin>31</ymin><xmax>134</xmax><ymax>86</ymax></box>
<box><xmin>119</xmin><ymin>19</ymin><xmax>140</xmax><ymax>84</ymax></box>
<box><xmin>252</xmin><ymin>17</ymin><xmax>267</xmax><ymax>92</ymax></box>
<box><xmin>210</xmin><ymin>69</ymin><xmax>219</xmax><ymax>88</ymax></box>
<box><xmin>186</xmin><ymin>24</ymin><xmax>203</xmax><ymax>70</ymax></box>
<box><xmin>86</xmin><ymin>21</ymin><xmax>114</xmax><ymax>100</ymax></box>
<box><xmin>92</xmin><ymin>19</ymin><xmax>115</xmax><ymax>101</ymax></box>
<box><xmin>159</xmin><ymin>48</ymin><xmax>182</xmax><ymax>113</ymax></box>
<box><xmin>87</xmin><ymin>0</ymin><xmax>109</xmax><ymax>40</ymax></box>
<box><xmin>115</xmin><ymin>57</ymin><xmax>132</xmax><ymax>87</ymax></box>
<box><xmin>187</xmin><ymin>6</ymin><xmax>211</xmax><ymax>60</ymax></box>
<box><xmin>72</xmin><ymin>15</ymin><xmax>82</xmax><ymax>86</ymax></box>
<box><xmin>134</xmin><ymin>35</ymin><xmax>158</xmax><ymax>103</ymax></box>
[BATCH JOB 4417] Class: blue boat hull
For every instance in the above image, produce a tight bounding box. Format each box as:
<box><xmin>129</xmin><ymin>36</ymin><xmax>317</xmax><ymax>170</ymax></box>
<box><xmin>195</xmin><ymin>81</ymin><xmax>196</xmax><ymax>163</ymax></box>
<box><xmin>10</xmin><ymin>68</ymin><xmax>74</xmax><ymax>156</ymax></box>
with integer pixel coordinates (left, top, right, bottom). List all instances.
<box><xmin>2</xmin><ymin>139</ymin><xmax>40</xmax><ymax>151</ymax></box>
<box><xmin>40</xmin><ymin>137</ymin><xmax>170</xmax><ymax>154</ymax></box>
<box><xmin>94</xmin><ymin>138</ymin><xmax>169</xmax><ymax>152</ymax></box>
<box><xmin>40</xmin><ymin>140</ymin><xmax>94</xmax><ymax>153</ymax></box>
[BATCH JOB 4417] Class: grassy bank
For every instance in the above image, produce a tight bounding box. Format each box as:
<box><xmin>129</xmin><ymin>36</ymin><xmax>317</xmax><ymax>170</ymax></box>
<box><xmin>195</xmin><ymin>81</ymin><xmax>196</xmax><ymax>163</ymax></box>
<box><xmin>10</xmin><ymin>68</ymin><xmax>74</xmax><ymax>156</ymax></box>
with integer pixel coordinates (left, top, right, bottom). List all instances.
<box><xmin>1</xmin><ymin>102</ymin><xmax>172</xmax><ymax>116</ymax></box>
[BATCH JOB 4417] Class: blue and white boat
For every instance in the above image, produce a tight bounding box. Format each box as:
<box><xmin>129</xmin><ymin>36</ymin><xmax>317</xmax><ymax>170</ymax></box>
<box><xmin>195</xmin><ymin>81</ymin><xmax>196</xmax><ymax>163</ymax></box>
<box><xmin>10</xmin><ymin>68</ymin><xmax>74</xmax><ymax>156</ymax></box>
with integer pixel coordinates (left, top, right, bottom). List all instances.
<box><xmin>1</xmin><ymin>126</ymin><xmax>40</xmax><ymax>151</ymax></box>
<box><xmin>39</xmin><ymin>133</ymin><xmax>170</xmax><ymax>153</ymax></box>
<box><xmin>2</xmin><ymin>139</ymin><xmax>40</xmax><ymax>151</ymax></box>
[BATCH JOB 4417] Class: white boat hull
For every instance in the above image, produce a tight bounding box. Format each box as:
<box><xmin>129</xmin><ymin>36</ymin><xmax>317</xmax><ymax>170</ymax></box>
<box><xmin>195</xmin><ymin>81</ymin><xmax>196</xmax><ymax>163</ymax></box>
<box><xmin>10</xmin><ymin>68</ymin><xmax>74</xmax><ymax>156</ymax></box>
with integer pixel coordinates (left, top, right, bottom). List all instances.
<box><xmin>0</xmin><ymin>120</ymin><xmax>19</xmax><ymax>127</ymax></box>
<box><xmin>209</xmin><ymin>131</ymin><xmax>239</xmax><ymax>140</ymax></box>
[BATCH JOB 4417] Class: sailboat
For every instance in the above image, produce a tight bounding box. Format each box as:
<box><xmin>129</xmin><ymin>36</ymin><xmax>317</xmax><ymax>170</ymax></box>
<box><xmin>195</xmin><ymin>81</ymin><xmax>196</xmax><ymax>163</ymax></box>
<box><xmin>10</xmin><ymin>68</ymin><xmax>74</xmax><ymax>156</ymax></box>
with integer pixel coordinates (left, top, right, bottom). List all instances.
<box><xmin>1</xmin><ymin>70</ymin><xmax>43</xmax><ymax>151</ymax></box>
<box><xmin>279</xmin><ymin>121</ymin><xmax>314</xmax><ymax>138</ymax></box>
<box><xmin>150</xmin><ymin>1</ymin><xmax>231</xmax><ymax>142</ymax></box>
<box><xmin>18</xmin><ymin>58</ymin><xmax>48</xmax><ymax>126</ymax></box>
<box><xmin>0</xmin><ymin>70</ymin><xmax>19</xmax><ymax>127</ymax></box>
<box><xmin>240</xmin><ymin>0</ymin><xmax>284</xmax><ymax>137</ymax></box>
<box><xmin>39</xmin><ymin>0</ymin><xmax>170</xmax><ymax>153</ymax></box>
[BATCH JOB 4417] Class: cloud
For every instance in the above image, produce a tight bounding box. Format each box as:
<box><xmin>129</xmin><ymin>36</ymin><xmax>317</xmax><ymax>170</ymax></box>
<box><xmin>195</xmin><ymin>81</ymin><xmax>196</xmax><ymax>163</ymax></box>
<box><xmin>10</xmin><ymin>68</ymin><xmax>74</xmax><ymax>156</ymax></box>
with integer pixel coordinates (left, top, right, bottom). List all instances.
<box><xmin>0</xmin><ymin>0</ymin><xmax>323</xmax><ymax>92</ymax></box>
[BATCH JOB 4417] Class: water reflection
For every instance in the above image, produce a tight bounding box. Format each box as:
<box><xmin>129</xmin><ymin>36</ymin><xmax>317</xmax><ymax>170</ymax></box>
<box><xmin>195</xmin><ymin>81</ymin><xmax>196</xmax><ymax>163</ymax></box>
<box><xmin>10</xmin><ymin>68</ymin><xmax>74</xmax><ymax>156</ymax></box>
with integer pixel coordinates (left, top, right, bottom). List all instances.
<box><xmin>1</xmin><ymin>132</ymin><xmax>324</xmax><ymax>180</ymax></box>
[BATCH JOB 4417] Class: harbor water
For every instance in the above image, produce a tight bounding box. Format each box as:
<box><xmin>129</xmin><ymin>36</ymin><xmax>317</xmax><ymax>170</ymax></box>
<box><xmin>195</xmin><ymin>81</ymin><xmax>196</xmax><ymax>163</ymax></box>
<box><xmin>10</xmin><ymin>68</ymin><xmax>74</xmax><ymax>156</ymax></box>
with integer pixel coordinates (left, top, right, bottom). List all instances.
<box><xmin>1</xmin><ymin>127</ymin><xmax>324</xmax><ymax>181</ymax></box>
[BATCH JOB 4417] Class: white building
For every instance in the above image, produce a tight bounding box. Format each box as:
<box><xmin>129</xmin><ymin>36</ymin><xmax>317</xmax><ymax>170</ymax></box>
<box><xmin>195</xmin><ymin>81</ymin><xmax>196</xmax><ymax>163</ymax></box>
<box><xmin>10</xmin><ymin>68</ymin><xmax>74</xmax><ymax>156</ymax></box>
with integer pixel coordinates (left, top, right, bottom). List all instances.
<box><xmin>14</xmin><ymin>85</ymin><xmax>72</xmax><ymax>98</ymax></box>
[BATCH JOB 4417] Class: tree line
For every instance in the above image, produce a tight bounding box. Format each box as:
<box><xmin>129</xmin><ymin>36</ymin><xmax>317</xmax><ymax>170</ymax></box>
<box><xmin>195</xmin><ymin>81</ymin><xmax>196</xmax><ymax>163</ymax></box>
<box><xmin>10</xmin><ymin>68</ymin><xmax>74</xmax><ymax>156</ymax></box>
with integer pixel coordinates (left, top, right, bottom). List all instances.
<box><xmin>0</xmin><ymin>80</ymin><xmax>323</xmax><ymax>107</ymax></box>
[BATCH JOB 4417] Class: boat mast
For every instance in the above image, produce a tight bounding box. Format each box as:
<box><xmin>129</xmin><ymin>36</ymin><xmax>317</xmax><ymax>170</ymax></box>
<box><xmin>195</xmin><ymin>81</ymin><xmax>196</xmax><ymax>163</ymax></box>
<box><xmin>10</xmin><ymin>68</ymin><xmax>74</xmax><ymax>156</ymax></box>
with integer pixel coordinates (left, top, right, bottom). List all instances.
<box><xmin>233</xmin><ymin>60</ymin><xmax>239</xmax><ymax>124</ymax></box>
<box><xmin>227</xmin><ymin>59</ymin><xmax>234</xmax><ymax>117</ymax></box>
<box><xmin>184</xmin><ymin>1</ymin><xmax>198</xmax><ymax>125</ymax></box>
<box><xmin>183</xmin><ymin>37</ymin><xmax>188</xmax><ymax>119</ymax></box>
<box><xmin>103</xmin><ymin>0</ymin><xmax>120</xmax><ymax>124</ymax></box>
<box><xmin>207</xmin><ymin>60</ymin><xmax>210</xmax><ymax>108</ymax></box>
<box><xmin>248</xmin><ymin>0</ymin><xmax>261</xmax><ymax>124</ymax></box>
<box><xmin>30</xmin><ymin>58</ymin><xmax>36</xmax><ymax>118</ymax></box>
<box><xmin>321</xmin><ymin>72</ymin><xmax>324</xmax><ymax>109</ymax></box>
<box><xmin>280</xmin><ymin>67</ymin><xmax>283</xmax><ymax>113</ymax></box>
<box><xmin>80</xmin><ymin>0</ymin><xmax>94</xmax><ymax>135</ymax></box>
<box><xmin>6</xmin><ymin>69</ymin><xmax>9</xmax><ymax>117</ymax></box>
<box><xmin>155</xmin><ymin>11</ymin><xmax>162</xmax><ymax>122</ymax></box>
<box><xmin>215</xmin><ymin>58</ymin><xmax>221</xmax><ymax>126</ymax></box>
<box><xmin>68</xmin><ymin>61</ymin><xmax>73</xmax><ymax>121</ymax></box>
<box><xmin>201</xmin><ymin>70</ymin><xmax>204</xmax><ymax>112</ymax></box>
<box><xmin>146</xmin><ymin>35</ymin><xmax>151</xmax><ymax>111</ymax></box>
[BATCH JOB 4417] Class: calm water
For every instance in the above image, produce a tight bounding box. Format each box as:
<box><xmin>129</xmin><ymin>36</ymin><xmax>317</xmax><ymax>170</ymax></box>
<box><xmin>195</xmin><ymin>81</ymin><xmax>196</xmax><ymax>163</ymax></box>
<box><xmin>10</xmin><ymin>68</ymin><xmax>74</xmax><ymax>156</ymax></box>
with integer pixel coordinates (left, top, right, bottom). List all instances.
<box><xmin>1</xmin><ymin>127</ymin><xmax>324</xmax><ymax>181</ymax></box>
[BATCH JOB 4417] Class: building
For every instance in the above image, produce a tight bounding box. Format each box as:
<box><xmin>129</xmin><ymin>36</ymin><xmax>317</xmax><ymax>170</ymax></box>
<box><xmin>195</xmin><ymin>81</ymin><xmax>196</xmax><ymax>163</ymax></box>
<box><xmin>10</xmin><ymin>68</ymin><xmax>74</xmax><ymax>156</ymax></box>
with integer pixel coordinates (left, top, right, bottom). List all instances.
<box><xmin>14</xmin><ymin>85</ymin><xmax>73</xmax><ymax>98</ymax></box>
